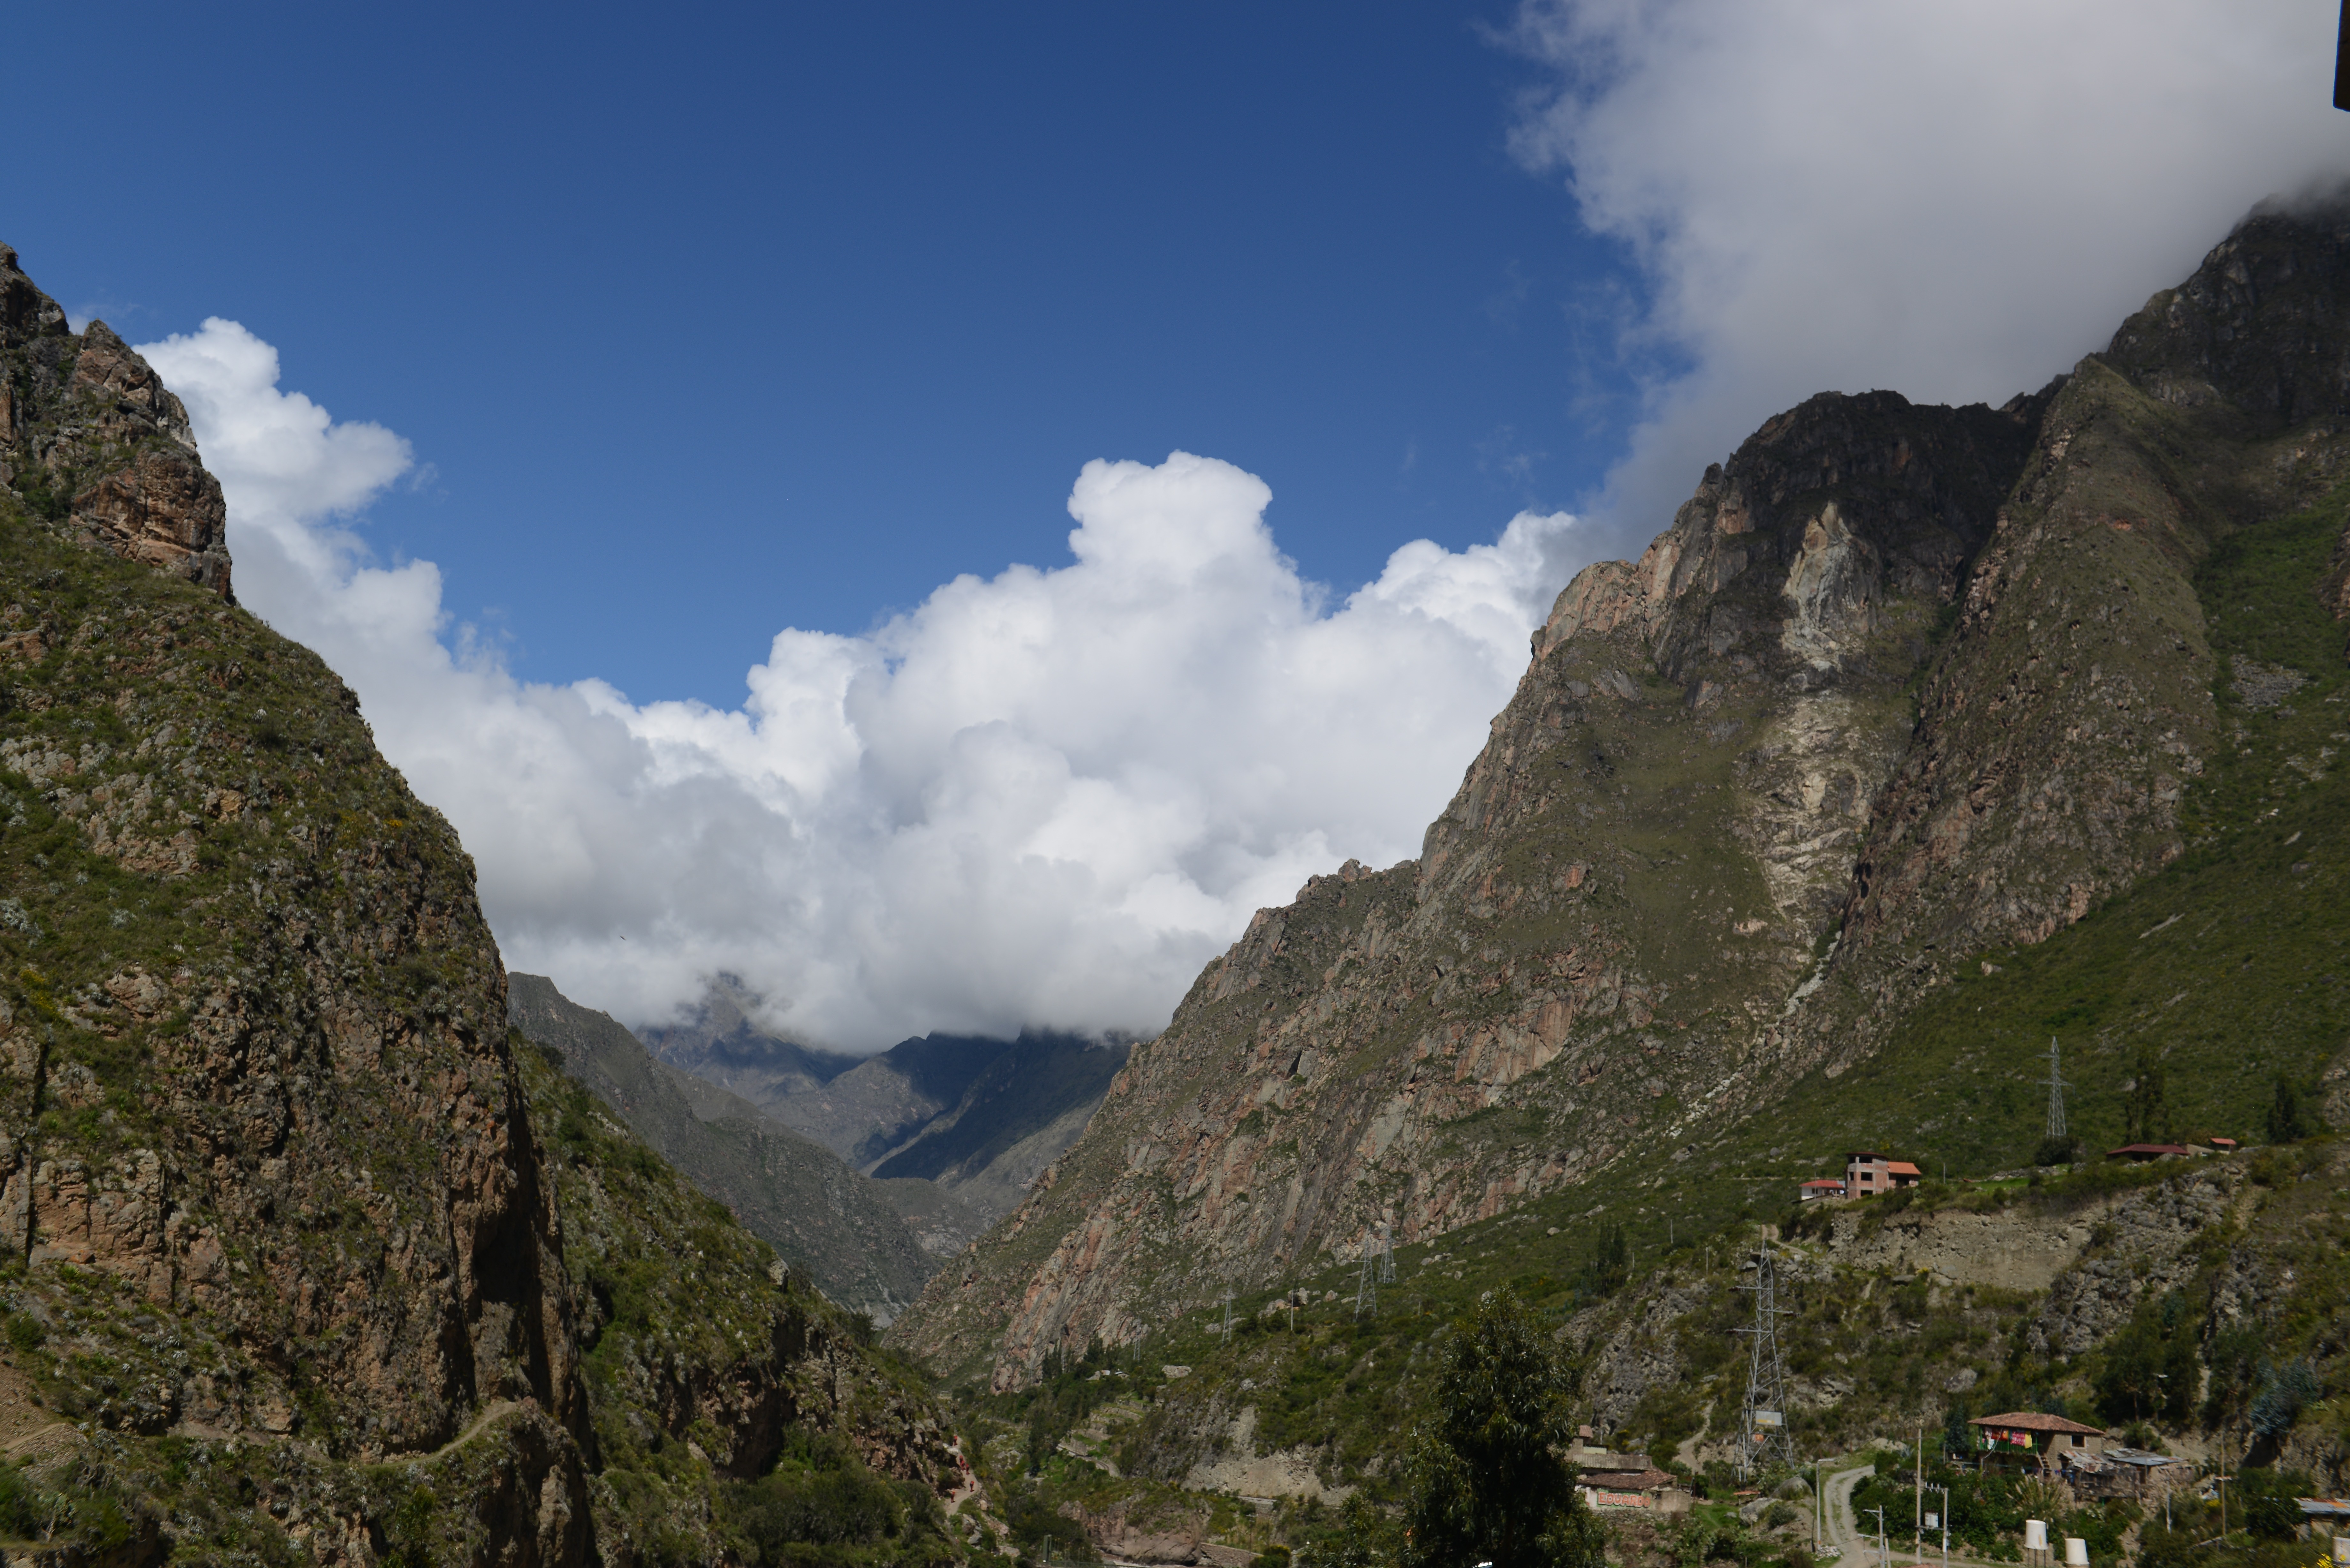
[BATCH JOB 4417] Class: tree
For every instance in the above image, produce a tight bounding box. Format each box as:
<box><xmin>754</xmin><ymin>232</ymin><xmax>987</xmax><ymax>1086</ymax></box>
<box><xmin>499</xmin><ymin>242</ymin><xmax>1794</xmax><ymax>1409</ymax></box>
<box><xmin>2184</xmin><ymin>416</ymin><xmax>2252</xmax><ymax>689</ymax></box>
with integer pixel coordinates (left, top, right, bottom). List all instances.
<box><xmin>2091</xmin><ymin>1293</ymin><xmax>2196</xmax><ymax>1424</ymax></box>
<box><xmin>1399</xmin><ymin>1289</ymin><xmax>1604</xmax><ymax>1568</ymax></box>
<box><xmin>1941</xmin><ymin>1398</ymin><xmax>1972</xmax><ymax>1459</ymax></box>
<box><xmin>1588</xmin><ymin>1223</ymin><xmax>1631</xmax><ymax>1298</ymax></box>
<box><xmin>1308</xmin><ymin>1496</ymin><xmax>1393</xmax><ymax>1568</ymax></box>
<box><xmin>2248</xmin><ymin>1359</ymin><xmax>2320</xmax><ymax>1439</ymax></box>
<box><xmin>2265</xmin><ymin>1072</ymin><xmax>2315</xmax><ymax>1143</ymax></box>
<box><xmin>2125</xmin><ymin>1048</ymin><xmax>2169</xmax><ymax>1144</ymax></box>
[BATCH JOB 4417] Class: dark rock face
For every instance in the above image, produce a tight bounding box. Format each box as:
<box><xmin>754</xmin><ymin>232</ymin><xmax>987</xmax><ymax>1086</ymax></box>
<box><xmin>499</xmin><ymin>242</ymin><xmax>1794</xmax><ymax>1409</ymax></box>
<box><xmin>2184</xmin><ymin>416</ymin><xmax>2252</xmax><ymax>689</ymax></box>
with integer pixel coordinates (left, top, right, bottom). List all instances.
<box><xmin>0</xmin><ymin>247</ymin><xmax>232</xmax><ymax>599</ymax></box>
<box><xmin>898</xmin><ymin>202</ymin><xmax>2350</xmax><ymax>1391</ymax></box>
<box><xmin>1829</xmin><ymin>207</ymin><xmax>2350</xmax><ymax>1035</ymax></box>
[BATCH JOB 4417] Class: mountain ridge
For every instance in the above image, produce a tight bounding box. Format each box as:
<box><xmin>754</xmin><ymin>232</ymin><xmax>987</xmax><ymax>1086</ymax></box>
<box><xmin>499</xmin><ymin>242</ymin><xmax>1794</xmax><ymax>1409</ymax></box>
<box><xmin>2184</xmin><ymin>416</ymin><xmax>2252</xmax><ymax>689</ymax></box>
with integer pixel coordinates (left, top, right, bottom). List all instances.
<box><xmin>642</xmin><ymin>978</ymin><xmax>1130</xmax><ymax>1227</ymax></box>
<box><xmin>892</xmin><ymin>198</ymin><xmax>2350</xmax><ymax>1394</ymax></box>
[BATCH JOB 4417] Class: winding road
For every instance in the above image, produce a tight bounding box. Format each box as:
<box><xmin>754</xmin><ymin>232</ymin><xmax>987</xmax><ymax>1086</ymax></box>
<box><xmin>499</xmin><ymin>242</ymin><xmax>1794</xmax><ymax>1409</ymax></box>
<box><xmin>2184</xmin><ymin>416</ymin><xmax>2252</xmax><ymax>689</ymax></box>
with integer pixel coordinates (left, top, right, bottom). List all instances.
<box><xmin>1822</xmin><ymin>1465</ymin><xmax>1879</xmax><ymax>1567</ymax></box>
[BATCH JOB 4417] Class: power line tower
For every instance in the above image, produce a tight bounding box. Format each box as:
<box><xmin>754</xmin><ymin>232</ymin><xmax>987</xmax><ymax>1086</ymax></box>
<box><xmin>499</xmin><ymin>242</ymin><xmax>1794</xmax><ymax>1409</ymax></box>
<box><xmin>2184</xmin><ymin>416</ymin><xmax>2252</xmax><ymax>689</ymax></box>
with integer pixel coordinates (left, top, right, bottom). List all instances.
<box><xmin>1354</xmin><ymin>1229</ymin><xmax>1380</xmax><ymax>1318</ymax></box>
<box><xmin>1221</xmin><ymin>1285</ymin><xmax>1234</xmax><ymax>1342</ymax></box>
<box><xmin>1377</xmin><ymin>1221</ymin><xmax>1397</xmax><ymax>1285</ymax></box>
<box><xmin>2045</xmin><ymin>1037</ymin><xmax>2070</xmax><ymax>1143</ymax></box>
<box><xmin>1735</xmin><ymin>1244</ymin><xmax>1796</xmax><ymax>1482</ymax></box>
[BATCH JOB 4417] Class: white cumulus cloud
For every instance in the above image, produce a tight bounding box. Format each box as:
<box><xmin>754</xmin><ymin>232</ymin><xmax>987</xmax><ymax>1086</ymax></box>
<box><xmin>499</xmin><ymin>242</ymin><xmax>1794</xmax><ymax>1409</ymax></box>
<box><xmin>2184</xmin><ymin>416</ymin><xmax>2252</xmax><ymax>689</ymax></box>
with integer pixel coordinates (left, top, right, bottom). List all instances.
<box><xmin>1507</xmin><ymin>0</ymin><xmax>2350</xmax><ymax>549</ymax></box>
<box><xmin>141</xmin><ymin>320</ymin><xmax>1578</xmax><ymax>1049</ymax></box>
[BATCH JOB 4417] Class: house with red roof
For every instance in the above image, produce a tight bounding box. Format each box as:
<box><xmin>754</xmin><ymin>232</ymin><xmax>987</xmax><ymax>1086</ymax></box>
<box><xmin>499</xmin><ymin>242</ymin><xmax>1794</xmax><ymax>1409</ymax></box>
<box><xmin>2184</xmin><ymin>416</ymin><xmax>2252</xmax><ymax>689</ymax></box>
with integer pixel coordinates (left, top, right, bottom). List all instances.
<box><xmin>1970</xmin><ymin>1412</ymin><xmax>2106</xmax><ymax>1471</ymax></box>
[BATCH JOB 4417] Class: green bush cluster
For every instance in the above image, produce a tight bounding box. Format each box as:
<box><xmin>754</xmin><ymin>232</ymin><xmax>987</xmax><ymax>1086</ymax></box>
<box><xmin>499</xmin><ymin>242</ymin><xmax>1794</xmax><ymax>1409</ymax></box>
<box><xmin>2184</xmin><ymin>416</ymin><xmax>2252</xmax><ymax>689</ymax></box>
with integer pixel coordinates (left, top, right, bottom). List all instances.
<box><xmin>717</xmin><ymin>1430</ymin><xmax>955</xmax><ymax>1565</ymax></box>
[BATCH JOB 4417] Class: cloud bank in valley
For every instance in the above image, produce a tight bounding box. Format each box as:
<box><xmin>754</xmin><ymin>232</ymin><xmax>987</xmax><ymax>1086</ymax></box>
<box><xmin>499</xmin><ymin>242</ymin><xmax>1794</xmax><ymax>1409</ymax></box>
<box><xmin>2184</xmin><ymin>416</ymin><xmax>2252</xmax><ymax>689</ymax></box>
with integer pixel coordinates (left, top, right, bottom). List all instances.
<box><xmin>142</xmin><ymin>319</ymin><xmax>1577</xmax><ymax>1049</ymax></box>
<box><xmin>1509</xmin><ymin>0</ymin><xmax>2350</xmax><ymax>551</ymax></box>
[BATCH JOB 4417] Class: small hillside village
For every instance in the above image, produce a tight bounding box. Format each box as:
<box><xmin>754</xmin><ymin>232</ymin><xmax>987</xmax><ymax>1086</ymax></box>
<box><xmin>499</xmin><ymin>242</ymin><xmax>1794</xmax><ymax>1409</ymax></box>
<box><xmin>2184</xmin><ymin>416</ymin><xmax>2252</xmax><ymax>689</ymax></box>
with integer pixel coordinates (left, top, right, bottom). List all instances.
<box><xmin>1796</xmin><ymin>1142</ymin><xmax>2242</xmax><ymax>1204</ymax></box>
<box><xmin>1539</xmin><ymin>1137</ymin><xmax>2350</xmax><ymax>1558</ymax></box>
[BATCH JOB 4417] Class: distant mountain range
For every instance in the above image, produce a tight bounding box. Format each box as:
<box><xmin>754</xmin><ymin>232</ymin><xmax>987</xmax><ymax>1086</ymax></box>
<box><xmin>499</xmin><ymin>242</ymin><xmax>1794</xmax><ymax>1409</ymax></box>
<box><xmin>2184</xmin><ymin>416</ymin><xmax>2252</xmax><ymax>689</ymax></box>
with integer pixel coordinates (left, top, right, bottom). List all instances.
<box><xmin>506</xmin><ymin>973</ymin><xmax>938</xmax><ymax>1317</ymax></box>
<box><xmin>641</xmin><ymin>977</ymin><xmax>1130</xmax><ymax>1224</ymax></box>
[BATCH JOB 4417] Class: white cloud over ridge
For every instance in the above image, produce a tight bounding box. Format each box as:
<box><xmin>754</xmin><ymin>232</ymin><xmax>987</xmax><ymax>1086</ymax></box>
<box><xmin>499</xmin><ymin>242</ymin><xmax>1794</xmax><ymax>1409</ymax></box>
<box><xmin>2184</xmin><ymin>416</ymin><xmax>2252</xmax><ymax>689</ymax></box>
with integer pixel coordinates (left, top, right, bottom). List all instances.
<box><xmin>1509</xmin><ymin>0</ymin><xmax>2350</xmax><ymax>552</ymax></box>
<box><xmin>142</xmin><ymin>319</ymin><xmax>1578</xmax><ymax>1049</ymax></box>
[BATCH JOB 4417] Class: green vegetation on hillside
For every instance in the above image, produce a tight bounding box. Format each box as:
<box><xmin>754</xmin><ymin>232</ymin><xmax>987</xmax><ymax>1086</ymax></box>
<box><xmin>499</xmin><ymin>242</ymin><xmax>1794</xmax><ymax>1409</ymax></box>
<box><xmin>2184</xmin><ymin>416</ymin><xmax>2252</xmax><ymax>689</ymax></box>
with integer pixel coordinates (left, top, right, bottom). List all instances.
<box><xmin>520</xmin><ymin>1041</ymin><xmax>985</xmax><ymax>1566</ymax></box>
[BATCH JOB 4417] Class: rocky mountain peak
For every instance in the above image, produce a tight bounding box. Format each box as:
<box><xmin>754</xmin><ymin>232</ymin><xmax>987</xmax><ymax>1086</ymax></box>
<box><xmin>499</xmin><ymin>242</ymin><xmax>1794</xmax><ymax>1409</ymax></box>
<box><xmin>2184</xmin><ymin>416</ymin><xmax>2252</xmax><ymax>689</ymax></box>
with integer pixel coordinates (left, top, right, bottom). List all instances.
<box><xmin>0</xmin><ymin>243</ymin><xmax>232</xmax><ymax>600</ymax></box>
<box><xmin>895</xmin><ymin>199</ymin><xmax>2350</xmax><ymax>1397</ymax></box>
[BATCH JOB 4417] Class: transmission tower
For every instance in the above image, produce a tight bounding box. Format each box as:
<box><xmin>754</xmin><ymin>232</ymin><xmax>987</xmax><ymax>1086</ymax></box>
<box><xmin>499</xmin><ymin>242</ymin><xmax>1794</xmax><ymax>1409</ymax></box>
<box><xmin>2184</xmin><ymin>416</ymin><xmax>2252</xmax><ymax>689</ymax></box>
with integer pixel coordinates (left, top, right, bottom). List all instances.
<box><xmin>2045</xmin><ymin>1036</ymin><xmax>2070</xmax><ymax>1142</ymax></box>
<box><xmin>1735</xmin><ymin>1245</ymin><xmax>1796</xmax><ymax>1482</ymax></box>
<box><xmin>1354</xmin><ymin>1230</ymin><xmax>1380</xmax><ymax>1318</ymax></box>
<box><xmin>1376</xmin><ymin>1221</ymin><xmax>1396</xmax><ymax>1285</ymax></box>
<box><xmin>1221</xmin><ymin>1285</ymin><xmax>1234</xmax><ymax>1342</ymax></box>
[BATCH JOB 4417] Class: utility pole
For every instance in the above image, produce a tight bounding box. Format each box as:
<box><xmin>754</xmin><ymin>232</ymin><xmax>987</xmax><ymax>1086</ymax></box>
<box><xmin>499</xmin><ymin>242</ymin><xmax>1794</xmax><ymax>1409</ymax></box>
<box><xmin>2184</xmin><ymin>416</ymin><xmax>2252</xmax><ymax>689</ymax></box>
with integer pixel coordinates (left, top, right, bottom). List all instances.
<box><xmin>1926</xmin><ymin>1483</ymin><xmax>1950</xmax><ymax>1568</ymax></box>
<box><xmin>1734</xmin><ymin>1244</ymin><xmax>1795</xmax><ymax>1482</ymax></box>
<box><xmin>1866</xmin><ymin>1505</ymin><xmax>1888</xmax><ymax>1568</ymax></box>
<box><xmin>1915</xmin><ymin>1426</ymin><xmax>1923</xmax><ymax>1554</ymax></box>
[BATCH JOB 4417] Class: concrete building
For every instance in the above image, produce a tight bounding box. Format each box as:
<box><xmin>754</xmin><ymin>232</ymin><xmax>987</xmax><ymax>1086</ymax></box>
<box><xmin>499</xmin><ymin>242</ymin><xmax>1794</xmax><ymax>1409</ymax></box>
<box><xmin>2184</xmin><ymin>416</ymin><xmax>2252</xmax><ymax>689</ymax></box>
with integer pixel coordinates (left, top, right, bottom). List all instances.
<box><xmin>1845</xmin><ymin>1151</ymin><xmax>1921</xmax><ymax>1196</ymax></box>
<box><xmin>1798</xmin><ymin>1178</ymin><xmax>1847</xmax><ymax>1202</ymax></box>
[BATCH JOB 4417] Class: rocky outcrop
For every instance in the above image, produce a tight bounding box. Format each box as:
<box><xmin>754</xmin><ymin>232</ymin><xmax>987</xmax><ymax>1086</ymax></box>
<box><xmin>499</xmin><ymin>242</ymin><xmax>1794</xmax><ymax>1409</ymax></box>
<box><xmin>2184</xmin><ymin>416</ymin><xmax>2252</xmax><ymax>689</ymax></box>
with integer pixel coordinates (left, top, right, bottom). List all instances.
<box><xmin>895</xmin><ymin>200</ymin><xmax>2350</xmax><ymax>1392</ymax></box>
<box><xmin>1</xmin><ymin>246</ymin><xmax>231</xmax><ymax>598</ymax></box>
<box><xmin>0</xmin><ymin>451</ymin><xmax>583</xmax><ymax>1551</ymax></box>
<box><xmin>2027</xmin><ymin>1166</ymin><xmax>2240</xmax><ymax>1355</ymax></box>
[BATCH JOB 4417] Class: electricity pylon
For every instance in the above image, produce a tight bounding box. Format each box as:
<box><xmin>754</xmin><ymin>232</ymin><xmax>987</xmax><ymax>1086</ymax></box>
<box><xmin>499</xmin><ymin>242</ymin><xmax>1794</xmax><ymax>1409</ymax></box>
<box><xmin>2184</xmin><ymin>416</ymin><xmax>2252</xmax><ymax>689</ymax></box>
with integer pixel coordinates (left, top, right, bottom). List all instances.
<box><xmin>1736</xmin><ymin>1244</ymin><xmax>1796</xmax><ymax>1481</ymax></box>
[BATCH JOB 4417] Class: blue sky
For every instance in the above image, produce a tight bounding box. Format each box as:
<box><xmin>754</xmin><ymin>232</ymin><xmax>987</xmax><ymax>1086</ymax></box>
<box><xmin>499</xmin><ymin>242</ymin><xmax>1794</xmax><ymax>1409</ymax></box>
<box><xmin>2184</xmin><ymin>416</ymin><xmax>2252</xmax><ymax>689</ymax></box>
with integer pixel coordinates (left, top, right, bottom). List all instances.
<box><xmin>13</xmin><ymin>2</ymin><xmax>1644</xmax><ymax>707</ymax></box>
<box><xmin>11</xmin><ymin>2</ymin><xmax>2343</xmax><ymax>1044</ymax></box>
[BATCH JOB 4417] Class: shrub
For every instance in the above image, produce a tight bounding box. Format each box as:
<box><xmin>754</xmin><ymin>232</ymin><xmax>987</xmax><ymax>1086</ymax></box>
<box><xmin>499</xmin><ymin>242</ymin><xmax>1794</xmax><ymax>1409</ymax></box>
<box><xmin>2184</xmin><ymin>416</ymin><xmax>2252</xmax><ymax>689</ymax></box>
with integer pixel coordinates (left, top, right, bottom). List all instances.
<box><xmin>2247</xmin><ymin>1361</ymin><xmax>2320</xmax><ymax>1439</ymax></box>
<box><xmin>1398</xmin><ymin>1288</ymin><xmax>1602</xmax><ymax>1568</ymax></box>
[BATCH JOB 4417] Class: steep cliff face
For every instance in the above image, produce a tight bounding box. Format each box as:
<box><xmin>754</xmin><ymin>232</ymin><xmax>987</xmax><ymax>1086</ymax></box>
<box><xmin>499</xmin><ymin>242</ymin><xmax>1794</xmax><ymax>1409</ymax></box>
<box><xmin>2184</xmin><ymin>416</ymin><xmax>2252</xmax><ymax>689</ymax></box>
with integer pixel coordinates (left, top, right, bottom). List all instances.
<box><xmin>896</xmin><ymin>388</ymin><xmax>2047</xmax><ymax>1387</ymax></box>
<box><xmin>0</xmin><ymin>364</ymin><xmax>586</xmax><ymax>1552</ymax></box>
<box><xmin>894</xmin><ymin>202</ymin><xmax>2350</xmax><ymax>1393</ymax></box>
<box><xmin>1823</xmin><ymin>206</ymin><xmax>2350</xmax><ymax>1048</ymax></box>
<box><xmin>0</xmin><ymin>245</ymin><xmax>995</xmax><ymax>1565</ymax></box>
